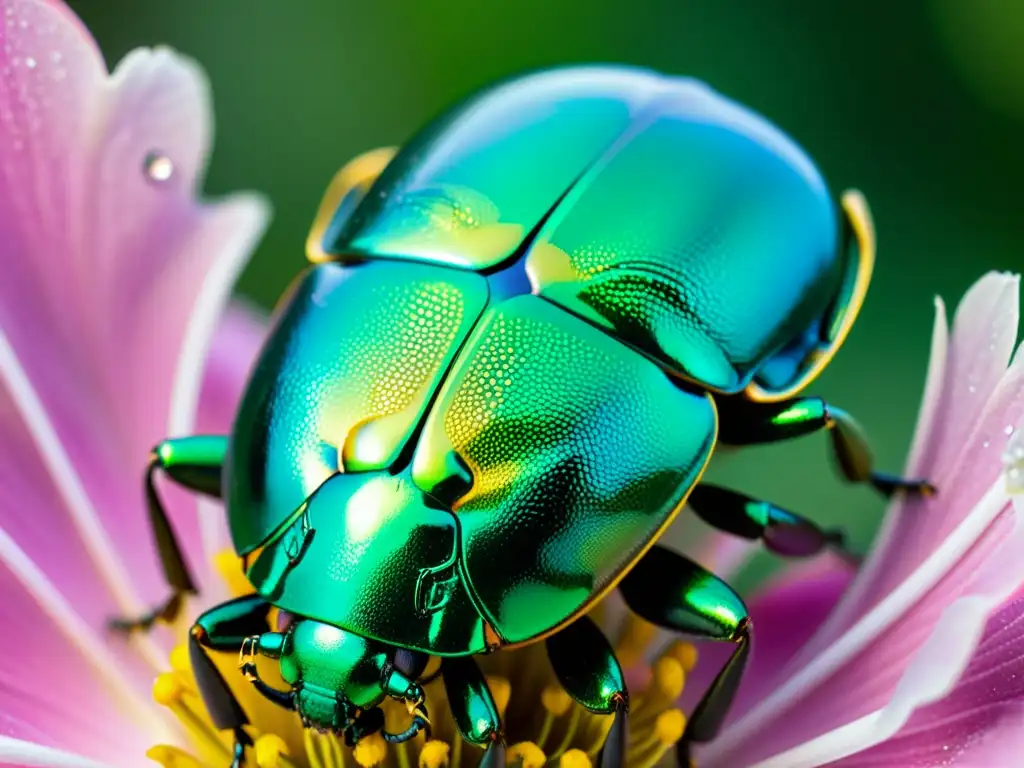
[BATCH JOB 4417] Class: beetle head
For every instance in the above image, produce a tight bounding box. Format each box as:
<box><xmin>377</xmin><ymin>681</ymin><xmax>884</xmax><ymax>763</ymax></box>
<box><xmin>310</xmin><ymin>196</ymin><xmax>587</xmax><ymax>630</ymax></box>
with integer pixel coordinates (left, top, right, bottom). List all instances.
<box><xmin>242</xmin><ymin>613</ymin><xmax>430</xmax><ymax>744</ymax></box>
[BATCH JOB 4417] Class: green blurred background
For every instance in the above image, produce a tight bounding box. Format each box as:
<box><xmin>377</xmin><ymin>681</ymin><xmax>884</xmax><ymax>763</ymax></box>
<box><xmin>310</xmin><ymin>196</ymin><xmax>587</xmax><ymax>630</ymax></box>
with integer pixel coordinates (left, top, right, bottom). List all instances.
<box><xmin>73</xmin><ymin>0</ymin><xmax>1023</xmax><ymax>590</ymax></box>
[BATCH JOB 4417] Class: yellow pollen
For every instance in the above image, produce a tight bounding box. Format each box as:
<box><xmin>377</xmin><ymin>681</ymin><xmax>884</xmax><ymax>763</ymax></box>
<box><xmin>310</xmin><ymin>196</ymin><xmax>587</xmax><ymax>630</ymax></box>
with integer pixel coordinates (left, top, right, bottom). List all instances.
<box><xmin>559</xmin><ymin>748</ymin><xmax>592</xmax><ymax>768</ymax></box>
<box><xmin>663</xmin><ymin>640</ymin><xmax>699</xmax><ymax>672</ymax></box>
<box><xmin>508</xmin><ymin>741</ymin><xmax>546</xmax><ymax>768</ymax></box>
<box><xmin>256</xmin><ymin>734</ymin><xmax>291</xmax><ymax>767</ymax></box>
<box><xmin>214</xmin><ymin>549</ymin><xmax>256</xmax><ymax>597</ymax></box>
<box><xmin>169</xmin><ymin>644</ymin><xmax>190</xmax><ymax>673</ymax></box>
<box><xmin>615</xmin><ymin>613</ymin><xmax>658</xmax><ymax>669</ymax></box>
<box><xmin>654</xmin><ymin>710</ymin><xmax>686</xmax><ymax>745</ymax></box>
<box><xmin>652</xmin><ymin>657</ymin><xmax>685</xmax><ymax>699</ymax></box>
<box><xmin>541</xmin><ymin>685</ymin><xmax>573</xmax><ymax>716</ymax></box>
<box><xmin>145</xmin><ymin>745</ymin><xmax>203</xmax><ymax>768</ymax></box>
<box><xmin>148</xmin><ymin>553</ymin><xmax>699</xmax><ymax>768</ymax></box>
<box><xmin>486</xmin><ymin>674</ymin><xmax>511</xmax><ymax>717</ymax></box>
<box><xmin>152</xmin><ymin>672</ymin><xmax>184</xmax><ymax>706</ymax></box>
<box><xmin>418</xmin><ymin>740</ymin><xmax>450</xmax><ymax>768</ymax></box>
<box><xmin>353</xmin><ymin>732</ymin><xmax>387</xmax><ymax>766</ymax></box>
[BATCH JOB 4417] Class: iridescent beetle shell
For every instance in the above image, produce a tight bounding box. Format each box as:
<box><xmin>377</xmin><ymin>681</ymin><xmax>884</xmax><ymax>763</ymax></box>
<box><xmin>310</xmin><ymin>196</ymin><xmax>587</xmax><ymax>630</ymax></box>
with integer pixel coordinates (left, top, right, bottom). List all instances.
<box><xmin>225</xmin><ymin>65</ymin><xmax>872</xmax><ymax>656</ymax></box>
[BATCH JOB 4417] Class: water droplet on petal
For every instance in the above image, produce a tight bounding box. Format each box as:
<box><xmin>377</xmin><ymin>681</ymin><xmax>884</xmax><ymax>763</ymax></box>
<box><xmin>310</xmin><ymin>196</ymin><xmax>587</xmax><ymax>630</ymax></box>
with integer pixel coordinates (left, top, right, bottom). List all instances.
<box><xmin>969</xmin><ymin>385</ymin><xmax>977</xmax><ymax>394</ymax></box>
<box><xmin>1006</xmin><ymin>425</ymin><xmax>1015</xmax><ymax>436</ymax></box>
<box><xmin>1003</xmin><ymin>428</ymin><xmax>1024</xmax><ymax>492</ymax></box>
<box><xmin>24</xmin><ymin>56</ymin><xmax>35</xmax><ymax>68</ymax></box>
<box><xmin>143</xmin><ymin>151</ymin><xmax>174</xmax><ymax>183</ymax></box>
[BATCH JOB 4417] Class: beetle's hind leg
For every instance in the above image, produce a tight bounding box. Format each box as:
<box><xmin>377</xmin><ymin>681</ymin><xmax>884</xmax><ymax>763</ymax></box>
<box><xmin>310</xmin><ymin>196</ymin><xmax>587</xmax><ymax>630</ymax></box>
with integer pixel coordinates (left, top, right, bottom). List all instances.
<box><xmin>546</xmin><ymin>614</ymin><xmax>628</xmax><ymax>768</ymax></box>
<box><xmin>441</xmin><ymin>656</ymin><xmax>507</xmax><ymax>767</ymax></box>
<box><xmin>109</xmin><ymin>436</ymin><xmax>227</xmax><ymax>633</ymax></box>
<box><xmin>190</xmin><ymin>595</ymin><xmax>276</xmax><ymax>767</ymax></box>
<box><xmin>619</xmin><ymin>545</ymin><xmax>751</xmax><ymax>761</ymax></box>
<box><xmin>717</xmin><ymin>396</ymin><xmax>935</xmax><ymax>499</ymax></box>
<box><xmin>688</xmin><ymin>483</ymin><xmax>861</xmax><ymax>566</ymax></box>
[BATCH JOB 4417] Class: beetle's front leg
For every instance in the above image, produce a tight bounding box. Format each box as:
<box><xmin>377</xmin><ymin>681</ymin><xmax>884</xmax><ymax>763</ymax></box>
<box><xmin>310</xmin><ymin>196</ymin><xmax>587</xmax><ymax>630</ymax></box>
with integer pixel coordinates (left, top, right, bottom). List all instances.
<box><xmin>190</xmin><ymin>595</ymin><xmax>276</xmax><ymax>768</ymax></box>
<box><xmin>109</xmin><ymin>435</ymin><xmax>227</xmax><ymax>633</ymax></box>
<box><xmin>619</xmin><ymin>545</ymin><xmax>751</xmax><ymax>761</ymax></box>
<box><xmin>717</xmin><ymin>396</ymin><xmax>935</xmax><ymax>499</ymax></box>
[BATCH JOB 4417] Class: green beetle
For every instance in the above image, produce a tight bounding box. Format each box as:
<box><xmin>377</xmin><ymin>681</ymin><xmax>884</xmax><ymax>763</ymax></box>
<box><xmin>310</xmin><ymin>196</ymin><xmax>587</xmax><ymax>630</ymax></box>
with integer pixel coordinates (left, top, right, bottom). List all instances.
<box><xmin>113</xmin><ymin>65</ymin><xmax>932</xmax><ymax>767</ymax></box>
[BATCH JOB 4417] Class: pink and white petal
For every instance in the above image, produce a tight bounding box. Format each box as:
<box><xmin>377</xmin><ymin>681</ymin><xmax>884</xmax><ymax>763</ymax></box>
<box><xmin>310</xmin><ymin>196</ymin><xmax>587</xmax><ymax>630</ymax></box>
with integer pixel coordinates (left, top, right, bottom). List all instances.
<box><xmin>831</xmin><ymin>592</ymin><xmax>1024</xmax><ymax>767</ymax></box>
<box><xmin>699</xmin><ymin>277</ymin><xmax>1024</xmax><ymax>762</ymax></box>
<box><xmin>813</xmin><ymin>274</ymin><xmax>1019</xmax><ymax>650</ymax></box>
<box><xmin>0</xmin><ymin>376</ymin><xmax>165</xmax><ymax>680</ymax></box>
<box><xmin>0</xmin><ymin>0</ymin><xmax>269</xmax><ymax>611</ymax></box>
<box><xmin>815</xmin><ymin>296</ymin><xmax>948</xmax><ymax>648</ymax></box>
<box><xmin>189</xmin><ymin>302</ymin><xmax>266</xmax><ymax>576</ymax></box>
<box><xmin>123</xmin><ymin>191</ymin><xmax>267</xmax><ymax>580</ymax></box>
<box><xmin>0</xmin><ymin>530</ymin><xmax>172</xmax><ymax>767</ymax></box>
<box><xmin>733</xmin><ymin>556</ymin><xmax>854</xmax><ymax>718</ymax></box>
<box><xmin>195</xmin><ymin>301</ymin><xmax>265</xmax><ymax>437</ymax></box>
<box><xmin>0</xmin><ymin>739</ymin><xmax>120</xmax><ymax>768</ymax></box>
<box><xmin>704</xmin><ymin>485</ymin><xmax>1024</xmax><ymax>768</ymax></box>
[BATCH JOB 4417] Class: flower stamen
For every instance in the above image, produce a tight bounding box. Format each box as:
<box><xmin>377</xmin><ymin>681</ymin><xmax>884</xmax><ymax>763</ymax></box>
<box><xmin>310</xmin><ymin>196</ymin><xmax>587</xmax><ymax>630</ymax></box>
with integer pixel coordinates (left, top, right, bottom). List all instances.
<box><xmin>559</xmin><ymin>748</ymin><xmax>592</xmax><ymax>768</ymax></box>
<box><xmin>149</xmin><ymin>551</ymin><xmax>696</xmax><ymax>767</ymax></box>
<box><xmin>256</xmin><ymin>734</ymin><xmax>298</xmax><ymax>768</ymax></box>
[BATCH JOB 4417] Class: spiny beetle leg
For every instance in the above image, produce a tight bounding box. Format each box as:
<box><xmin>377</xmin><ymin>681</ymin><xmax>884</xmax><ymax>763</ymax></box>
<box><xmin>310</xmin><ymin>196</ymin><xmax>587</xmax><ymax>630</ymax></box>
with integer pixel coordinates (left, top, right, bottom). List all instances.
<box><xmin>619</xmin><ymin>545</ymin><xmax>751</xmax><ymax>748</ymax></box>
<box><xmin>688</xmin><ymin>483</ymin><xmax>861</xmax><ymax>566</ymax></box>
<box><xmin>190</xmin><ymin>595</ymin><xmax>275</xmax><ymax>767</ymax></box>
<box><xmin>441</xmin><ymin>655</ymin><xmax>506</xmax><ymax>762</ymax></box>
<box><xmin>716</xmin><ymin>396</ymin><xmax>935</xmax><ymax>499</ymax></box>
<box><xmin>109</xmin><ymin>436</ymin><xmax>228</xmax><ymax>633</ymax></box>
<box><xmin>546</xmin><ymin>614</ymin><xmax>628</xmax><ymax>768</ymax></box>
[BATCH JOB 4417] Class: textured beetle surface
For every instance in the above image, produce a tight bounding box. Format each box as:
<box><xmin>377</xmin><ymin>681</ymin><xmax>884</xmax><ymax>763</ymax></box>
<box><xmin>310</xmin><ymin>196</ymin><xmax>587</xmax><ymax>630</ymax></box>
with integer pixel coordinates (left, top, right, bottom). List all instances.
<box><xmin>116</xmin><ymin>64</ymin><xmax>932</xmax><ymax>764</ymax></box>
<box><xmin>235</xmin><ymin>65</ymin><xmax>839</xmax><ymax>652</ymax></box>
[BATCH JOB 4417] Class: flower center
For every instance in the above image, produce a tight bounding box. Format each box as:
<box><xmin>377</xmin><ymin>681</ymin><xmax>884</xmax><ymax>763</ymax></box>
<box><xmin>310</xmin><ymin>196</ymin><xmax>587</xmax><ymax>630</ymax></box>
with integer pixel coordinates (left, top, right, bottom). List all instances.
<box><xmin>147</xmin><ymin>552</ymin><xmax>693</xmax><ymax>767</ymax></box>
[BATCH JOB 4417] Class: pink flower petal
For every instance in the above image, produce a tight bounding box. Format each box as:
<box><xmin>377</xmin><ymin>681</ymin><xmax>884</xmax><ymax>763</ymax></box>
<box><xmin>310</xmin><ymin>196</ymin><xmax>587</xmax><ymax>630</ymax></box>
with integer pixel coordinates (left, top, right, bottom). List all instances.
<box><xmin>834</xmin><ymin>591</ymin><xmax>1024</xmax><ymax>767</ymax></box>
<box><xmin>0</xmin><ymin>375</ymin><xmax>165</xmax><ymax>679</ymax></box>
<box><xmin>702</xmin><ymin>274</ymin><xmax>1024</xmax><ymax>766</ymax></box>
<box><xmin>0</xmin><ymin>534</ymin><xmax>170</xmax><ymax>766</ymax></box>
<box><xmin>737</xmin><ymin>556</ymin><xmax>855</xmax><ymax>716</ymax></box>
<box><xmin>0</xmin><ymin>0</ymin><xmax>269</xmax><ymax>617</ymax></box>
<box><xmin>718</xmin><ymin>502</ymin><xmax>1020</xmax><ymax>767</ymax></box>
<box><xmin>192</xmin><ymin>302</ymin><xmax>266</xmax><ymax>568</ymax></box>
<box><xmin>195</xmin><ymin>301</ymin><xmax>265</xmax><ymax>437</ymax></box>
<box><xmin>819</xmin><ymin>273</ymin><xmax>1019</xmax><ymax>647</ymax></box>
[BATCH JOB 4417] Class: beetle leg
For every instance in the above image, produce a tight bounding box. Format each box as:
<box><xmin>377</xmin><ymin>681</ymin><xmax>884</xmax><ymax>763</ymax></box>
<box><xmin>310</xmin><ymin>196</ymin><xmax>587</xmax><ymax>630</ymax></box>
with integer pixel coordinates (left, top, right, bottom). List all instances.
<box><xmin>189</xmin><ymin>595</ymin><xmax>276</xmax><ymax>767</ymax></box>
<box><xmin>109</xmin><ymin>436</ymin><xmax>228</xmax><ymax>633</ymax></box>
<box><xmin>688</xmin><ymin>483</ymin><xmax>860</xmax><ymax>565</ymax></box>
<box><xmin>545</xmin><ymin>614</ymin><xmax>628</xmax><ymax>768</ymax></box>
<box><xmin>619</xmin><ymin>545</ymin><xmax>751</xmax><ymax>753</ymax></box>
<box><xmin>441</xmin><ymin>655</ymin><xmax>506</xmax><ymax>764</ymax></box>
<box><xmin>716</xmin><ymin>396</ymin><xmax>935</xmax><ymax>499</ymax></box>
